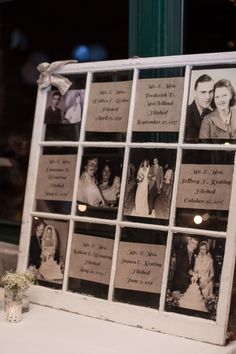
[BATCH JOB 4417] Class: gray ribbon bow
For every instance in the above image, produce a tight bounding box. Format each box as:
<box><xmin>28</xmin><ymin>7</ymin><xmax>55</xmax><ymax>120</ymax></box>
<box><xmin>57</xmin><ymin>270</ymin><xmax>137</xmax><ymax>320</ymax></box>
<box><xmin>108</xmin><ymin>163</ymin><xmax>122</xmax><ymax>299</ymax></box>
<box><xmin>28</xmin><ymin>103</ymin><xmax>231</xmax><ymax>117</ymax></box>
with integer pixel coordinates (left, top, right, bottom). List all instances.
<box><xmin>37</xmin><ymin>60</ymin><xmax>77</xmax><ymax>95</ymax></box>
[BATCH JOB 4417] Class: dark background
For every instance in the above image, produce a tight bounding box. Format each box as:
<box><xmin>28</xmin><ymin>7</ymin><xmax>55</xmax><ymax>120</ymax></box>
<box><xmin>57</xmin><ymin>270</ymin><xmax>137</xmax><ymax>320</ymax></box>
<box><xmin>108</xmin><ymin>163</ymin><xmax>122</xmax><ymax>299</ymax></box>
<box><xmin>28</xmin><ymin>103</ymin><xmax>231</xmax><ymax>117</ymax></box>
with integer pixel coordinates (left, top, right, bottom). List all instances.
<box><xmin>1</xmin><ymin>0</ymin><xmax>236</xmax><ymax>224</ymax></box>
<box><xmin>184</xmin><ymin>0</ymin><xmax>236</xmax><ymax>54</ymax></box>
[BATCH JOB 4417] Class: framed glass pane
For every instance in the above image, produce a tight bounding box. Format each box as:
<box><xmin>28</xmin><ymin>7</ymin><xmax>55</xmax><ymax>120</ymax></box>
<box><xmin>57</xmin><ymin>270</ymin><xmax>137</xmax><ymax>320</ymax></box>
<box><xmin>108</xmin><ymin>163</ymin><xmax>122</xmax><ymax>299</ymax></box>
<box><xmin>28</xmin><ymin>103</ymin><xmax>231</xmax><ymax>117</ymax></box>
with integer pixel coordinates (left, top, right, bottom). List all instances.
<box><xmin>123</xmin><ymin>148</ymin><xmax>177</xmax><ymax>225</ymax></box>
<box><xmin>175</xmin><ymin>150</ymin><xmax>234</xmax><ymax>231</ymax></box>
<box><xmin>67</xmin><ymin>222</ymin><xmax>115</xmax><ymax>299</ymax></box>
<box><xmin>184</xmin><ymin>67</ymin><xmax>236</xmax><ymax>144</ymax></box>
<box><xmin>44</xmin><ymin>74</ymin><xmax>87</xmax><ymax>141</ymax></box>
<box><xmin>85</xmin><ymin>71</ymin><xmax>133</xmax><ymax>142</ymax></box>
<box><xmin>76</xmin><ymin>147</ymin><xmax>124</xmax><ymax>219</ymax></box>
<box><xmin>28</xmin><ymin>217</ymin><xmax>69</xmax><ymax>290</ymax></box>
<box><xmin>113</xmin><ymin>227</ymin><xmax>167</xmax><ymax>308</ymax></box>
<box><xmin>132</xmin><ymin>67</ymin><xmax>185</xmax><ymax>143</ymax></box>
<box><xmin>165</xmin><ymin>233</ymin><xmax>226</xmax><ymax>321</ymax></box>
<box><xmin>35</xmin><ymin>147</ymin><xmax>78</xmax><ymax>215</ymax></box>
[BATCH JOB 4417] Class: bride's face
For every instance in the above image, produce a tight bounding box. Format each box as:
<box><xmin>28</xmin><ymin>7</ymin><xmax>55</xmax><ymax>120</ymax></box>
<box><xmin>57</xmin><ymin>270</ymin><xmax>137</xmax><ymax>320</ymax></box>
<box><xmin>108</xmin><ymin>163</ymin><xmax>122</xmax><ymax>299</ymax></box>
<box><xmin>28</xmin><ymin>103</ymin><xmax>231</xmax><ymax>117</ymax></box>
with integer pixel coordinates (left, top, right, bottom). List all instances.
<box><xmin>214</xmin><ymin>86</ymin><xmax>231</xmax><ymax>112</ymax></box>
<box><xmin>46</xmin><ymin>228</ymin><xmax>53</xmax><ymax>239</ymax></box>
<box><xmin>199</xmin><ymin>245</ymin><xmax>207</xmax><ymax>256</ymax></box>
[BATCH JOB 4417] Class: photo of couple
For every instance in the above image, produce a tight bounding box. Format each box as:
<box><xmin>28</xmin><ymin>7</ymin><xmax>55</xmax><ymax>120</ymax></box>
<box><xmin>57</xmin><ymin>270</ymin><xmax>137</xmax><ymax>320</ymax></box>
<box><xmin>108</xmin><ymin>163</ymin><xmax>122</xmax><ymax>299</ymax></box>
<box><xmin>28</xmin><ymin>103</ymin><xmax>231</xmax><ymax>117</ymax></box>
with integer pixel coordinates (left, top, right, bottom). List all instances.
<box><xmin>185</xmin><ymin>68</ymin><xmax>236</xmax><ymax>141</ymax></box>
<box><xmin>28</xmin><ymin>218</ymin><xmax>68</xmax><ymax>287</ymax></box>
<box><xmin>165</xmin><ymin>234</ymin><xmax>225</xmax><ymax>320</ymax></box>
<box><xmin>124</xmin><ymin>149</ymin><xmax>176</xmax><ymax>220</ymax></box>
<box><xmin>77</xmin><ymin>149</ymin><xmax>123</xmax><ymax>212</ymax></box>
<box><xmin>44</xmin><ymin>89</ymin><xmax>85</xmax><ymax>125</ymax></box>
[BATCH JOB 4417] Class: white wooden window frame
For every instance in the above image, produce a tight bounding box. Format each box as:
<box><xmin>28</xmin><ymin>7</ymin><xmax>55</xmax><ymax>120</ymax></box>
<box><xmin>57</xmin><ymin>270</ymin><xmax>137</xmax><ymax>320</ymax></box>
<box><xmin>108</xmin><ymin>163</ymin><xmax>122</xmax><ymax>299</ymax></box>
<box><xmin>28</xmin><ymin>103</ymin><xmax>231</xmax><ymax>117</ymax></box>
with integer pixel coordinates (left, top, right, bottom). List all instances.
<box><xmin>17</xmin><ymin>52</ymin><xmax>236</xmax><ymax>345</ymax></box>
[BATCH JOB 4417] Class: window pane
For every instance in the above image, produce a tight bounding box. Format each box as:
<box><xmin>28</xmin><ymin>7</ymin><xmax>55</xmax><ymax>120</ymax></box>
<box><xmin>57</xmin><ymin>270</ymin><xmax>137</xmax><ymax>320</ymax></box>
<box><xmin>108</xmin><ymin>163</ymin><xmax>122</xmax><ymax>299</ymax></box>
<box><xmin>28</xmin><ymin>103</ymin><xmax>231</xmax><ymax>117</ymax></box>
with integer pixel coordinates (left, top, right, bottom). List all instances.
<box><xmin>67</xmin><ymin>222</ymin><xmax>115</xmax><ymax>299</ymax></box>
<box><xmin>175</xmin><ymin>150</ymin><xmax>234</xmax><ymax>231</ymax></box>
<box><xmin>113</xmin><ymin>227</ymin><xmax>167</xmax><ymax>309</ymax></box>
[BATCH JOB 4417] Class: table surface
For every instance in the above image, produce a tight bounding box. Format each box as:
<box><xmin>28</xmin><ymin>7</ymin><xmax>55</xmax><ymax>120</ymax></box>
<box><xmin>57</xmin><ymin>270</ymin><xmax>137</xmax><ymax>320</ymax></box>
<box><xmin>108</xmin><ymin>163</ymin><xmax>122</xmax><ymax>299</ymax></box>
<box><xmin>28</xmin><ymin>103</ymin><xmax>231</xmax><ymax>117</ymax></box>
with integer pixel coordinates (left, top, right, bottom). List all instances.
<box><xmin>0</xmin><ymin>299</ymin><xmax>236</xmax><ymax>354</ymax></box>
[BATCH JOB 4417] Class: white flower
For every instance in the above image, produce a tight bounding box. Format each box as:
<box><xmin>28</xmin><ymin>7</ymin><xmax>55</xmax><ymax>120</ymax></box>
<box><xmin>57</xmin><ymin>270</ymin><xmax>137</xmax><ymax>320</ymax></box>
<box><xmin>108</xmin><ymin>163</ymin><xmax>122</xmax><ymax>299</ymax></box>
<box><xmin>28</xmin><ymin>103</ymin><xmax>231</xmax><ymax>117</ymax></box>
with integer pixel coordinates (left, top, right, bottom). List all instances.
<box><xmin>1</xmin><ymin>270</ymin><xmax>35</xmax><ymax>291</ymax></box>
<box><xmin>137</xmin><ymin>173</ymin><xmax>144</xmax><ymax>183</ymax></box>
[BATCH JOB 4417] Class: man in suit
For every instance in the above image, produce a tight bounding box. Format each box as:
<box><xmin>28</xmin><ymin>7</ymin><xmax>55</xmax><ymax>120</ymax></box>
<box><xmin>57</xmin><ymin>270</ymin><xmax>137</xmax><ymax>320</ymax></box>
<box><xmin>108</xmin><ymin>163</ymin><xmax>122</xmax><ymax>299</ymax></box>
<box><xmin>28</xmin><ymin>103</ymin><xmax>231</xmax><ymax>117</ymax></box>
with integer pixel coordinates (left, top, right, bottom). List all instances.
<box><xmin>185</xmin><ymin>74</ymin><xmax>214</xmax><ymax>139</ymax></box>
<box><xmin>172</xmin><ymin>236</ymin><xmax>198</xmax><ymax>293</ymax></box>
<box><xmin>29</xmin><ymin>219</ymin><xmax>46</xmax><ymax>269</ymax></box>
<box><xmin>148</xmin><ymin>157</ymin><xmax>163</xmax><ymax>215</ymax></box>
<box><xmin>44</xmin><ymin>91</ymin><xmax>62</xmax><ymax>124</ymax></box>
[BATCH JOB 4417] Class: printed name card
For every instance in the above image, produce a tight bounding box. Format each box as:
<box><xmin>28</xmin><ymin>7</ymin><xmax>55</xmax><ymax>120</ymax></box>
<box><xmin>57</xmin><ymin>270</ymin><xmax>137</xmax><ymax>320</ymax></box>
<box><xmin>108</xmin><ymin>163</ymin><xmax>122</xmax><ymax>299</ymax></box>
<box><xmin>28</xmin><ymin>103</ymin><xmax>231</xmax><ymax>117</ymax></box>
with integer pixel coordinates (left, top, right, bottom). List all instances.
<box><xmin>68</xmin><ymin>234</ymin><xmax>114</xmax><ymax>284</ymax></box>
<box><xmin>176</xmin><ymin>164</ymin><xmax>233</xmax><ymax>210</ymax></box>
<box><xmin>132</xmin><ymin>77</ymin><xmax>184</xmax><ymax>132</ymax></box>
<box><xmin>85</xmin><ymin>81</ymin><xmax>132</xmax><ymax>132</ymax></box>
<box><xmin>35</xmin><ymin>155</ymin><xmax>77</xmax><ymax>201</ymax></box>
<box><xmin>115</xmin><ymin>242</ymin><xmax>166</xmax><ymax>293</ymax></box>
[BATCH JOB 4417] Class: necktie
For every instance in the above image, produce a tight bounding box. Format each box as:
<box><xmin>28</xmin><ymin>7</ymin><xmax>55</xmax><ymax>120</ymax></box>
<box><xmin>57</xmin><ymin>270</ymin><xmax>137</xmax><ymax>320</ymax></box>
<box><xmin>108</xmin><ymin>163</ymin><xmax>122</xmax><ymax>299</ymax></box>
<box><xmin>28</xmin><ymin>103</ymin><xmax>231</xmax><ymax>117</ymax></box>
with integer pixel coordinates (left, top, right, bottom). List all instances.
<box><xmin>188</xmin><ymin>251</ymin><xmax>192</xmax><ymax>264</ymax></box>
<box><xmin>201</xmin><ymin>108</ymin><xmax>211</xmax><ymax>119</ymax></box>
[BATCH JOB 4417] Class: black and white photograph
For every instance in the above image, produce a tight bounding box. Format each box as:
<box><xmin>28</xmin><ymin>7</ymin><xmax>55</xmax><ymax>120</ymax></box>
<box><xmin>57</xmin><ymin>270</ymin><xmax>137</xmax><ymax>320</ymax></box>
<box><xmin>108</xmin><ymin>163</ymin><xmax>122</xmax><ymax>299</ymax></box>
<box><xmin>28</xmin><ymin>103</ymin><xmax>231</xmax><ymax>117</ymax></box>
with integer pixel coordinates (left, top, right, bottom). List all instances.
<box><xmin>185</xmin><ymin>68</ymin><xmax>236</xmax><ymax>142</ymax></box>
<box><xmin>28</xmin><ymin>218</ymin><xmax>69</xmax><ymax>288</ymax></box>
<box><xmin>123</xmin><ymin>149</ymin><xmax>176</xmax><ymax>220</ymax></box>
<box><xmin>165</xmin><ymin>234</ymin><xmax>226</xmax><ymax>320</ymax></box>
<box><xmin>76</xmin><ymin>148</ymin><xmax>124</xmax><ymax>217</ymax></box>
<box><xmin>44</xmin><ymin>89</ymin><xmax>85</xmax><ymax>125</ymax></box>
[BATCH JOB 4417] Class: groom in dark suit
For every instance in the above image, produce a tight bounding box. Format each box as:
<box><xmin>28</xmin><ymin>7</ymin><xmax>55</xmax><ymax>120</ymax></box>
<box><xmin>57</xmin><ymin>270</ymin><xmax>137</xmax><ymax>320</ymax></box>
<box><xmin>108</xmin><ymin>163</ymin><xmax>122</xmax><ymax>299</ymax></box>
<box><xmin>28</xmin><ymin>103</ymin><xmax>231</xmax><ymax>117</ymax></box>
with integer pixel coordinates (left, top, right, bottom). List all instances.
<box><xmin>44</xmin><ymin>91</ymin><xmax>62</xmax><ymax>124</ymax></box>
<box><xmin>172</xmin><ymin>236</ymin><xmax>198</xmax><ymax>293</ymax></box>
<box><xmin>29</xmin><ymin>220</ymin><xmax>45</xmax><ymax>269</ymax></box>
<box><xmin>185</xmin><ymin>74</ymin><xmax>214</xmax><ymax>140</ymax></box>
<box><xmin>148</xmin><ymin>157</ymin><xmax>163</xmax><ymax>215</ymax></box>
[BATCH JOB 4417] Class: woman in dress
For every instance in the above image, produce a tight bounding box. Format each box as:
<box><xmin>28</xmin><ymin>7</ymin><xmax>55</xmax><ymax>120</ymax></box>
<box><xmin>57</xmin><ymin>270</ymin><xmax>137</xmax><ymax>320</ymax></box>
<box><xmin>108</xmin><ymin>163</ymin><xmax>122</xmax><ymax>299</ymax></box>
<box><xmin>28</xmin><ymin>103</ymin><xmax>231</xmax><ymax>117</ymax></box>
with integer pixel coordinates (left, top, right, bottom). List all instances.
<box><xmin>64</xmin><ymin>92</ymin><xmax>82</xmax><ymax>124</ymax></box>
<box><xmin>199</xmin><ymin>79</ymin><xmax>236</xmax><ymax>139</ymax></box>
<box><xmin>41</xmin><ymin>225</ymin><xmax>60</xmax><ymax>263</ymax></box>
<box><xmin>101</xmin><ymin>176</ymin><xmax>121</xmax><ymax>207</ymax></box>
<box><xmin>99</xmin><ymin>163</ymin><xmax>120</xmax><ymax>207</ymax></box>
<box><xmin>194</xmin><ymin>241</ymin><xmax>214</xmax><ymax>298</ymax></box>
<box><xmin>77</xmin><ymin>158</ymin><xmax>105</xmax><ymax>207</ymax></box>
<box><xmin>134</xmin><ymin>159</ymin><xmax>150</xmax><ymax>216</ymax></box>
<box><xmin>39</xmin><ymin>225</ymin><xmax>63</xmax><ymax>281</ymax></box>
<box><xmin>99</xmin><ymin>164</ymin><xmax>112</xmax><ymax>192</ymax></box>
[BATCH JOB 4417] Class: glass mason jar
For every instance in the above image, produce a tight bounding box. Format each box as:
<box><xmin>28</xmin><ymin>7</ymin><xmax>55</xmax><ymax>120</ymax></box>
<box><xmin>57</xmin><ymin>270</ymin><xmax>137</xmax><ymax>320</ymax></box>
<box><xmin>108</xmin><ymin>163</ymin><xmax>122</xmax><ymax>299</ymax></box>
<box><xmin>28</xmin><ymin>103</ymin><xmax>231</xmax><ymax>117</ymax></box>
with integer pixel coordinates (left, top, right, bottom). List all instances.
<box><xmin>22</xmin><ymin>288</ymin><xmax>30</xmax><ymax>313</ymax></box>
<box><xmin>4</xmin><ymin>288</ymin><xmax>23</xmax><ymax>322</ymax></box>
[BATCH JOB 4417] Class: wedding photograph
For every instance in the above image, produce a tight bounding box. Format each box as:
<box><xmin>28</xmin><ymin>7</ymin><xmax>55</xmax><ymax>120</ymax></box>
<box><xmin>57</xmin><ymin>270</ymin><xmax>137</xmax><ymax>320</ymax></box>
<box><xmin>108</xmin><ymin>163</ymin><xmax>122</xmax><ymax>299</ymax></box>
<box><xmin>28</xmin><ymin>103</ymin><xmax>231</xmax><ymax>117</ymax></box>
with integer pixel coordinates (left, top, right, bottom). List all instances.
<box><xmin>76</xmin><ymin>148</ymin><xmax>124</xmax><ymax>218</ymax></box>
<box><xmin>44</xmin><ymin>89</ymin><xmax>85</xmax><ymax>125</ymax></box>
<box><xmin>185</xmin><ymin>68</ymin><xmax>236</xmax><ymax>142</ymax></box>
<box><xmin>123</xmin><ymin>148</ymin><xmax>176</xmax><ymax>221</ymax></box>
<box><xmin>28</xmin><ymin>218</ymin><xmax>69</xmax><ymax>289</ymax></box>
<box><xmin>165</xmin><ymin>234</ymin><xmax>226</xmax><ymax>320</ymax></box>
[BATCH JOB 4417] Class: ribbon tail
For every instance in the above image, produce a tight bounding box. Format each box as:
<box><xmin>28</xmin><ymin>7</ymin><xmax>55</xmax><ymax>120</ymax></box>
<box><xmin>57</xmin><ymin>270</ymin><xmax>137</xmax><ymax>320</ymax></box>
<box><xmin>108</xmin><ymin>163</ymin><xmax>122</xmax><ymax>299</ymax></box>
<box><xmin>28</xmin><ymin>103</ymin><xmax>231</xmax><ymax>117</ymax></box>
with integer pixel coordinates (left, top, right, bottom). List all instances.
<box><xmin>50</xmin><ymin>74</ymin><xmax>73</xmax><ymax>95</ymax></box>
<box><xmin>37</xmin><ymin>76</ymin><xmax>51</xmax><ymax>90</ymax></box>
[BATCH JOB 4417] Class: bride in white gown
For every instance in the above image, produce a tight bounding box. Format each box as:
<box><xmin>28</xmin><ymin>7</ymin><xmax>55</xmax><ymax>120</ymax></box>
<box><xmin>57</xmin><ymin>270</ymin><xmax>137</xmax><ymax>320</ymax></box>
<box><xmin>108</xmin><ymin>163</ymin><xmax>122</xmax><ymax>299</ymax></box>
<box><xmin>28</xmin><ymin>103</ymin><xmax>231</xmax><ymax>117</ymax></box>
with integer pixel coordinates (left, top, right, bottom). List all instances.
<box><xmin>134</xmin><ymin>159</ymin><xmax>150</xmax><ymax>216</ymax></box>
<box><xmin>39</xmin><ymin>225</ymin><xmax>63</xmax><ymax>281</ymax></box>
<box><xmin>194</xmin><ymin>241</ymin><xmax>214</xmax><ymax>298</ymax></box>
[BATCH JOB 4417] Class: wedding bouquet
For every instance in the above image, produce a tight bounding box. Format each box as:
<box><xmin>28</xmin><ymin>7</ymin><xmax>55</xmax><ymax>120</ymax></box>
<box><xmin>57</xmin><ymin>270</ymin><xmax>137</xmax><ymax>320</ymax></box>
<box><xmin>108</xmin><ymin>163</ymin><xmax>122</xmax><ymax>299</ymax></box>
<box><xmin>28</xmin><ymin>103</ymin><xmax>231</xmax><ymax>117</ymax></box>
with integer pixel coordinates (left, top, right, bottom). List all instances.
<box><xmin>137</xmin><ymin>172</ymin><xmax>144</xmax><ymax>183</ymax></box>
<box><xmin>205</xmin><ymin>295</ymin><xmax>218</xmax><ymax>319</ymax></box>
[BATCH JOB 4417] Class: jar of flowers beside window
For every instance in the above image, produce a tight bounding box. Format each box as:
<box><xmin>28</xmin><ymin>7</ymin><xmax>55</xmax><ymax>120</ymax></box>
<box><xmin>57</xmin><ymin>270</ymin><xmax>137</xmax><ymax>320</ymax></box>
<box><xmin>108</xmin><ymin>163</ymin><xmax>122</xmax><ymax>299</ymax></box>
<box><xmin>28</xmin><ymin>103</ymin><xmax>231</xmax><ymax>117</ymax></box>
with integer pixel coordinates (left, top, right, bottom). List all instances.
<box><xmin>1</xmin><ymin>270</ymin><xmax>35</xmax><ymax>322</ymax></box>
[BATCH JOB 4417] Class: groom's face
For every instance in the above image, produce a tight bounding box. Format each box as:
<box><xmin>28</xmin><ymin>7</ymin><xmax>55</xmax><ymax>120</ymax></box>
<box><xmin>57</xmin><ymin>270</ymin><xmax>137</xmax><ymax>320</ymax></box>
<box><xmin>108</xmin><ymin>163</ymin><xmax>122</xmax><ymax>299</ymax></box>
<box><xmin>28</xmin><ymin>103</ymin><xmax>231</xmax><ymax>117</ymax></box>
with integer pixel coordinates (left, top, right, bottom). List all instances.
<box><xmin>52</xmin><ymin>94</ymin><xmax>61</xmax><ymax>108</ymax></box>
<box><xmin>195</xmin><ymin>81</ymin><xmax>214</xmax><ymax>110</ymax></box>
<box><xmin>36</xmin><ymin>224</ymin><xmax>45</xmax><ymax>238</ymax></box>
<box><xmin>187</xmin><ymin>238</ymin><xmax>198</xmax><ymax>252</ymax></box>
<box><xmin>153</xmin><ymin>158</ymin><xmax>158</xmax><ymax>165</ymax></box>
